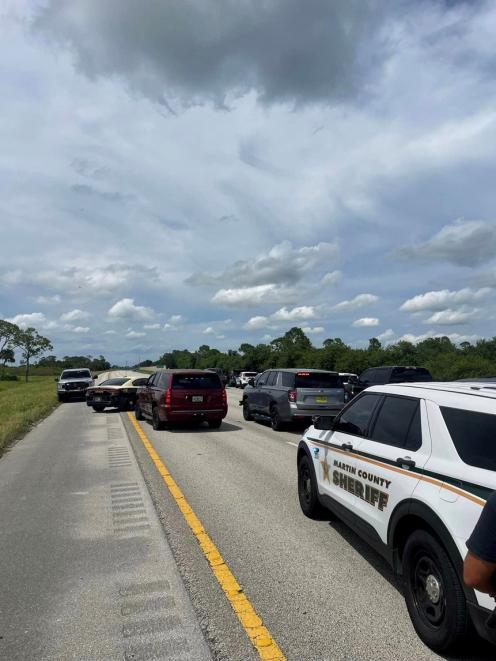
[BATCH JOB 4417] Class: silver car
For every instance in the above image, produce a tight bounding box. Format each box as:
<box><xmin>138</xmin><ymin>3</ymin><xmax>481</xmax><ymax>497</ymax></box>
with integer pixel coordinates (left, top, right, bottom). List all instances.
<box><xmin>241</xmin><ymin>368</ymin><xmax>345</xmax><ymax>430</ymax></box>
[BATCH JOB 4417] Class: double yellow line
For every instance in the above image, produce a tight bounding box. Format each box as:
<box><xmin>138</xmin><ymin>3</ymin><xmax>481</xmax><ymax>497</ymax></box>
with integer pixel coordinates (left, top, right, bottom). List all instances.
<box><xmin>127</xmin><ymin>413</ymin><xmax>286</xmax><ymax>661</ymax></box>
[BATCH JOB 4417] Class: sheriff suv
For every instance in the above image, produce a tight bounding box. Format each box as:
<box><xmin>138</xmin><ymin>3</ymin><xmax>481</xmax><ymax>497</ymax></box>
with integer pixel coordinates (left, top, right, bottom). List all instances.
<box><xmin>297</xmin><ymin>382</ymin><xmax>496</xmax><ymax>652</ymax></box>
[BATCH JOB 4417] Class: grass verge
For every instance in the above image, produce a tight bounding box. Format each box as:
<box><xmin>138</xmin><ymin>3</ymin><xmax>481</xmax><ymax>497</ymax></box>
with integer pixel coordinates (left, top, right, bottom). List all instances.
<box><xmin>0</xmin><ymin>376</ymin><xmax>58</xmax><ymax>454</ymax></box>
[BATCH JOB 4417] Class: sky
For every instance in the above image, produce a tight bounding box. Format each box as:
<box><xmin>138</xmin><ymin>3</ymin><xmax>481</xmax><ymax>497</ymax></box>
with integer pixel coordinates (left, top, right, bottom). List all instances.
<box><xmin>1</xmin><ymin>0</ymin><xmax>496</xmax><ymax>364</ymax></box>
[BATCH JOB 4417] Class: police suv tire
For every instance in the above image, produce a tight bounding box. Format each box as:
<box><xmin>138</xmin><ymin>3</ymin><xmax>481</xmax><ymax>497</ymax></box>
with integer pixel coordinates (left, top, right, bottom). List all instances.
<box><xmin>403</xmin><ymin>529</ymin><xmax>469</xmax><ymax>652</ymax></box>
<box><xmin>243</xmin><ymin>400</ymin><xmax>253</xmax><ymax>421</ymax></box>
<box><xmin>298</xmin><ymin>455</ymin><xmax>324</xmax><ymax>519</ymax></box>
<box><xmin>270</xmin><ymin>404</ymin><xmax>283</xmax><ymax>431</ymax></box>
<box><xmin>135</xmin><ymin>402</ymin><xmax>144</xmax><ymax>421</ymax></box>
<box><xmin>57</xmin><ymin>394</ymin><xmax>65</xmax><ymax>403</ymax></box>
<box><xmin>92</xmin><ymin>404</ymin><xmax>104</xmax><ymax>412</ymax></box>
<box><xmin>152</xmin><ymin>406</ymin><xmax>165</xmax><ymax>430</ymax></box>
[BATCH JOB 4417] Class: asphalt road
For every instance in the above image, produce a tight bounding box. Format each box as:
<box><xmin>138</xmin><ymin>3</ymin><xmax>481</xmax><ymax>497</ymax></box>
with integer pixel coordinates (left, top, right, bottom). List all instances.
<box><xmin>124</xmin><ymin>387</ymin><xmax>496</xmax><ymax>661</ymax></box>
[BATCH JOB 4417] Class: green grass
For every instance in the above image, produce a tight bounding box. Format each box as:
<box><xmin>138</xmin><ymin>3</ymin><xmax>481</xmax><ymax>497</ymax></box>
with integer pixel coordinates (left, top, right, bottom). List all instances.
<box><xmin>0</xmin><ymin>376</ymin><xmax>58</xmax><ymax>454</ymax></box>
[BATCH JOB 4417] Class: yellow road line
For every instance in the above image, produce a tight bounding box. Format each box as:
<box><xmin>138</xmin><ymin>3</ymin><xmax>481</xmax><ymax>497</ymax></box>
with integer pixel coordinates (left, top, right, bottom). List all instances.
<box><xmin>127</xmin><ymin>413</ymin><xmax>287</xmax><ymax>661</ymax></box>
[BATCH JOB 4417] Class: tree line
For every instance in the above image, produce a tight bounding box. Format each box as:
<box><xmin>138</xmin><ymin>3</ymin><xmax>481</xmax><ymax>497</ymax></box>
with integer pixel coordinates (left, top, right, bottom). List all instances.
<box><xmin>0</xmin><ymin>320</ymin><xmax>53</xmax><ymax>381</ymax></box>
<box><xmin>155</xmin><ymin>327</ymin><xmax>496</xmax><ymax>381</ymax></box>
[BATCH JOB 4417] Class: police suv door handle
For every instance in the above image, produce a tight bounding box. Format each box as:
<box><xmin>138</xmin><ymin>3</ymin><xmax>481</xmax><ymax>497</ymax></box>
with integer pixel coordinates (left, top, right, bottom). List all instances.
<box><xmin>396</xmin><ymin>456</ymin><xmax>416</xmax><ymax>469</ymax></box>
<box><xmin>341</xmin><ymin>442</ymin><xmax>353</xmax><ymax>451</ymax></box>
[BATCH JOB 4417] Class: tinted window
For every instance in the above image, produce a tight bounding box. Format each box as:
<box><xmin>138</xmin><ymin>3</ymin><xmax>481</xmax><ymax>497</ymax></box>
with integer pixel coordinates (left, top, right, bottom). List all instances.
<box><xmin>390</xmin><ymin>367</ymin><xmax>432</xmax><ymax>383</ymax></box>
<box><xmin>172</xmin><ymin>374</ymin><xmax>221</xmax><ymax>390</ymax></box>
<box><xmin>61</xmin><ymin>370</ymin><xmax>91</xmax><ymax>379</ymax></box>
<box><xmin>295</xmin><ymin>372</ymin><xmax>342</xmax><ymax>388</ymax></box>
<box><xmin>370</xmin><ymin>396</ymin><xmax>421</xmax><ymax>450</ymax></box>
<box><xmin>148</xmin><ymin>373</ymin><xmax>158</xmax><ymax>386</ymax></box>
<box><xmin>132</xmin><ymin>378</ymin><xmax>149</xmax><ymax>386</ymax></box>
<box><xmin>360</xmin><ymin>370</ymin><xmax>373</xmax><ymax>384</ymax></box>
<box><xmin>281</xmin><ymin>372</ymin><xmax>295</xmax><ymax>388</ymax></box>
<box><xmin>256</xmin><ymin>372</ymin><xmax>270</xmax><ymax>386</ymax></box>
<box><xmin>370</xmin><ymin>368</ymin><xmax>390</xmax><ymax>385</ymax></box>
<box><xmin>99</xmin><ymin>378</ymin><xmax>129</xmax><ymax>386</ymax></box>
<box><xmin>266</xmin><ymin>371</ymin><xmax>278</xmax><ymax>386</ymax></box>
<box><xmin>334</xmin><ymin>393</ymin><xmax>381</xmax><ymax>437</ymax></box>
<box><xmin>441</xmin><ymin>407</ymin><xmax>496</xmax><ymax>471</ymax></box>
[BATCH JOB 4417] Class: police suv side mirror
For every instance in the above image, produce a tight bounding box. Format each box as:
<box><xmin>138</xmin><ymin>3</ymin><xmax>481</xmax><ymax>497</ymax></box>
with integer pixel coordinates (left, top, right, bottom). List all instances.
<box><xmin>312</xmin><ymin>415</ymin><xmax>335</xmax><ymax>431</ymax></box>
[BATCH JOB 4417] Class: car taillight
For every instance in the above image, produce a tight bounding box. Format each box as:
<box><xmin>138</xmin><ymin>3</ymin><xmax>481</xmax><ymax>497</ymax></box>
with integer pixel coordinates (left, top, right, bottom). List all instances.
<box><xmin>222</xmin><ymin>388</ymin><xmax>227</xmax><ymax>407</ymax></box>
<box><xmin>164</xmin><ymin>388</ymin><xmax>172</xmax><ymax>409</ymax></box>
<box><xmin>288</xmin><ymin>390</ymin><xmax>297</xmax><ymax>402</ymax></box>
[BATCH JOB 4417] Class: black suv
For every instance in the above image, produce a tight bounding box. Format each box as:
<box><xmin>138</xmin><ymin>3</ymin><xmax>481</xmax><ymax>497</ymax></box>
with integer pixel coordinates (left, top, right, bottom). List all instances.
<box><xmin>346</xmin><ymin>365</ymin><xmax>432</xmax><ymax>398</ymax></box>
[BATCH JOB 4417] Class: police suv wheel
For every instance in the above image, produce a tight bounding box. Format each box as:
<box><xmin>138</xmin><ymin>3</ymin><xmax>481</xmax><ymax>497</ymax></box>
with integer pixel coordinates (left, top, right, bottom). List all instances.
<box><xmin>135</xmin><ymin>402</ymin><xmax>144</xmax><ymax>421</ymax></box>
<box><xmin>92</xmin><ymin>404</ymin><xmax>104</xmax><ymax>413</ymax></box>
<box><xmin>403</xmin><ymin>530</ymin><xmax>468</xmax><ymax>652</ymax></box>
<box><xmin>243</xmin><ymin>400</ymin><xmax>253</xmax><ymax>421</ymax></box>
<box><xmin>298</xmin><ymin>455</ymin><xmax>323</xmax><ymax>519</ymax></box>
<box><xmin>152</xmin><ymin>407</ymin><xmax>164</xmax><ymax>430</ymax></box>
<box><xmin>270</xmin><ymin>405</ymin><xmax>283</xmax><ymax>431</ymax></box>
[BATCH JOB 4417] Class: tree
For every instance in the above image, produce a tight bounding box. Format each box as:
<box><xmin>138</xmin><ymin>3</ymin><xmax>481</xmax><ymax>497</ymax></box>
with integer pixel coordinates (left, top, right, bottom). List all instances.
<box><xmin>0</xmin><ymin>347</ymin><xmax>15</xmax><ymax>374</ymax></box>
<box><xmin>17</xmin><ymin>328</ymin><xmax>53</xmax><ymax>382</ymax></box>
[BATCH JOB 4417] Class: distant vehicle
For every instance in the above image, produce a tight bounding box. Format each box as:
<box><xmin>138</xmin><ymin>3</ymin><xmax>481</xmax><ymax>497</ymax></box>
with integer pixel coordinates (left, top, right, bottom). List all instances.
<box><xmin>339</xmin><ymin>372</ymin><xmax>357</xmax><ymax>384</ymax></box>
<box><xmin>86</xmin><ymin>376</ymin><xmax>149</xmax><ymax>412</ymax></box>
<box><xmin>346</xmin><ymin>366</ymin><xmax>432</xmax><ymax>398</ymax></box>
<box><xmin>135</xmin><ymin>369</ymin><xmax>227</xmax><ymax>430</ymax></box>
<box><xmin>237</xmin><ymin>371</ymin><xmax>258</xmax><ymax>388</ymax></box>
<box><xmin>242</xmin><ymin>368</ymin><xmax>345</xmax><ymax>430</ymax></box>
<box><xmin>205</xmin><ymin>367</ymin><xmax>228</xmax><ymax>387</ymax></box>
<box><xmin>56</xmin><ymin>368</ymin><xmax>96</xmax><ymax>402</ymax></box>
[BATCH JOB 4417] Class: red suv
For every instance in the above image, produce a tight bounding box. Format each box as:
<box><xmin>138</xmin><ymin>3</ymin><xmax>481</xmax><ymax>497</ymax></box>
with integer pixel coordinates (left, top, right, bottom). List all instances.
<box><xmin>135</xmin><ymin>369</ymin><xmax>227</xmax><ymax>430</ymax></box>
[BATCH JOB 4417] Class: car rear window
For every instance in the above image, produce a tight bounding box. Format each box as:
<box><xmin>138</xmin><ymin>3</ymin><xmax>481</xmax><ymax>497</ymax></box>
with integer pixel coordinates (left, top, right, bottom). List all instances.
<box><xmin>441</xmin><ymin>407</ymin><xmax>496</xmax><ymax>471</ymax></box>
<box><xmin>390</xmin><ymin>367</ymin><xmax>432</xmax><ymax>383</ymax></box>
<box><xmin>61</xmin><ymin>370</ymin><xmax>91</xmax><ymax>379</ymax></box>
<box><xmin>295</xmin><ymin>372</ymin><xmax>342</xmax><ymax>388</ymax></box>
<box><xmin>99</xmin><ymin>378</ymin><xmax>129</xmax><ymax>386</ymax></box>
<box><xmin>172</xmin><ymin>374</ymin><xmax>222</xmax><ymax>389</ymax></box>
<box><xmin>132</xmin><ymin>378</ymin><xmax>149</xmax><ymax>386</ymax></box>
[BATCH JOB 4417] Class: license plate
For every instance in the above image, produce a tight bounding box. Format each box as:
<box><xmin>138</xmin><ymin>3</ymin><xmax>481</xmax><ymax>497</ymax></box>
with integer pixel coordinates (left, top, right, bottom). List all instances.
<box><xmin>94</xmin><ymin>396</ymin><xmax>102</xmax><ymax>401</ymax></box>
<box><xmin>315</xmin><ymin>396</ymin><xmax>327</xmax><ymax>404</ymax></box>
<box><xmin>192</xmin><ymin>395</ymin><xmax>203</xmax><ymax>402</ymax></box>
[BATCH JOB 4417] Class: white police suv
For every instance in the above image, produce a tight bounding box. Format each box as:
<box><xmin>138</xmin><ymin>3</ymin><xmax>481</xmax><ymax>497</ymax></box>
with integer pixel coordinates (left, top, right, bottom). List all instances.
<box><xmin>297</xmin><ymin>382</ymin><xmax>496</xmax><ymax>652</ymax></box>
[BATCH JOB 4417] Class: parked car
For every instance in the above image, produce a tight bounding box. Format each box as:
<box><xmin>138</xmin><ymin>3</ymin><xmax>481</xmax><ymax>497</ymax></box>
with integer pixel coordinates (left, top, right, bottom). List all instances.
<box><xmin>86</xmin><ymin>376</ymin><xmax>149</xmax><ymax>412</ymax></box>
<box><xmin>135</xmin><ymin>369</ymin><xmax>228</xmax><ymax>430</ymax></box>
<box><xmin>345</xmin><ymin>365</ymin><xmax>432</xmax><ymax>398</ymax></box>
<box><xmin>242</xmin><ymin>368</ymin><xmax>345</xmax><ymax>430</ymax></box>
<box><xmin>297</xmin><ymin>382</ymin><xmax>496</xmax><ymax>652</ymax></box>
<box><xmin>237</xmin><ymin>371</ymin><xmax>258</xmax><ymax>388</ymax></box>
<box><xmin>56</xmin><ymin>368</ymin><xmax>96</xmax><ymax>402</ymax></box>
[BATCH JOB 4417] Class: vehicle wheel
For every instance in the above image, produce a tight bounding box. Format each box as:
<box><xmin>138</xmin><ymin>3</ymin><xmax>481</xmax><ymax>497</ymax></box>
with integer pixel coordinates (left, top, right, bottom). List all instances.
<box><xmin>208</xmin><ymin>419</ymin><xmax>222</xmax><ymax>429</ymax></box>
<box><xmin>403</xmin><ymin>529</ymin><xmax>469</xmax><ymax>652</ymax></box>
<box><xmin>270</xmin><ymin>404</ymin><xmax>283</xmax><ymax>431</ymax></box>
<box><xmin>152</xmin><ymin>407</ymin><xmax>165</xmax><ymax>430</ymax></box>
<box><xmin>118</xmin><ymin>399</ymin><xmax>128</xmax><ymax>412</ymax></box>
<box><xmin>135</xmin><ymin>402</ymin><xmax>144</xmax><ymax>421</ymax></box>
<box><xmin>298</xmin><ymin>455</ymin><xmax>324</xmax><ymax>518</ymax></box>
<box><xmin>243</xmin><ymin>400</ymin><xmax>253</xmax><ymax>421</ymax></box>
<box><xmin>92</xmin><ymin>404</ymin><xmax>105</xmax><ymax>412</ymax></box>
<box><xmin>57</xmin><ymin>394</ymin><xmax>65</xmax><ymax>403</ymax></box>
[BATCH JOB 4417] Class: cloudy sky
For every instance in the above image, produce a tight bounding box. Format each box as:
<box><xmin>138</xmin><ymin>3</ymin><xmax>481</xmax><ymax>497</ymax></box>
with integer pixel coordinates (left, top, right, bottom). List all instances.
<box><xmin>1</xmin><ymin>0</ymin><xmax>496</xmax><ymax>363</ymax></box>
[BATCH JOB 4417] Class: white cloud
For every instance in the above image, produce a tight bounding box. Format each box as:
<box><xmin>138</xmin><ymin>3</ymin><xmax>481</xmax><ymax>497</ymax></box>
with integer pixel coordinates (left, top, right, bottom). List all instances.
<box><xmin>143</xmin><ymin>323</ymin><xmax>160</xmax><ymax>329</ymax></box>
<box><xmin>332</xmin><ymin>294</ymin><xmax>379</xmax><ymax>313</ymax></box>
<box><xmin>423</xmin><ymin>308</ymin><xmax>477</xmax><ymax>325</ymax></box>
<box><xmin>244</xmin><ymin>316</ymin><xmax>270</xmax><ymax>330</ymax></box>
<box><xmin>126</xmin><ymin>330</ymin><xmax>146</xmax><ymax>338</ymax></box>
<box><xmin>60</xmin><ymin>309</ymin><xmax>91</xmax><ymax>322</ymax></box>
<box><xmin>376</xmin><ymin>328</ymin><xmax>395</xmax><ymax>343</ymax></box>
<box><xmin>71</xmin><ymin>326</ymin><xmax>90</xmax><ymax>333</ymax></box>
<box><xmin>203</xmin><ymin>326</ymin><xmax>215</xmax><ymax>334</ymax></box>
<box><xmin>397</xmin><ymin>330</ymin><xmax>482</xmax><ymax>345</ymax></box>
<box><xmin>211</xmin><ymin>284</ymin><xmax>297</xmax><ymax>308</ymax></box>
<box><xmin>108</xmin><ymin>298</ymin><xmax>153</xmax><ymax>320</ymax></box>
<box><xmin>352</xmin><ymin>317</ymin><xmax>379</xmax><ymax>327</ymax></box>
<box><xmin>400</xmin><ymin>287</ymin><xmax>491</xmax><ymax>313</ymax></box>
<box><xmin>169</xmin><ymin>314</ymin><xmax>184</xmax><ymax>324</ymax></box>
<box><xmin>396</xmin><ymin>220</ymin><xmax>496</xmax><ymax>267</ymax></box>
<box><xmin>216</xmin><ymin>334</ymin><xmax>226</xmax><ymax>340</ymax></box>
<box><xmin>271</xmin><ymin>305</ymin><xmax>316</xmax><ymax>322</ymax></box>
<box><xmin>7</xmin><ymin>312</ymin><xmax>48</xmax><ymax>330</ymax></box>
<box><xmin>301</xmin><ymin>326</ymin><xmax>324</xmax><ymax>334</ymax></box>
<box><xmin>36</xmin><ymin>295</ymin><xmax>61</xmax><ymax>305</ymax></box>
<box><xmin>321</xmin><ymin>271</ymin><xmax>342</xmax><ymax>286</ymax></box>
<box><xmin>104</xmin><ymin>330</ymin><xmax>117</xmax><ymax>335</ymax></box>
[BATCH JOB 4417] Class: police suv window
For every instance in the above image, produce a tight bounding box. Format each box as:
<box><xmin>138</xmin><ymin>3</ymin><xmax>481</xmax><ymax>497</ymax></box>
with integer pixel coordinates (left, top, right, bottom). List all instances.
<box><xmin>257</xmin><ymin>371</ymin><xmax>269</xmax><ymax>386</ymax></box>
<box><xmin>281</xmin><ymin>372</ymin><xmax>295</xmax><ymax>387</ymax></box>
<box><xmin>370</xmin><ymin>396</ymin><xmax>421</xmax><ymax>450</ymax></box>
<box><xmin>333</xmin><ymin>393</ymin><xmax>381</xmax><ymax>437</ymax></box>
<box><xmin>441</xmin><ymin>407</ymin><xmax>496</xmax><ymax>471</ymax></box>
<box><xmin>266</xmin><ymin>371</ymin><xmax>278</xmax><ymax>386</ymax></box>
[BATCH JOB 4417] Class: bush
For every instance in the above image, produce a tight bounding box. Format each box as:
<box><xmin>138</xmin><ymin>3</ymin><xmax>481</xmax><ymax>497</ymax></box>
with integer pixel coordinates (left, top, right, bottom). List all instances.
<box><xmin>0</xmin><ymin>374</ymin><xmax>18</xmax><ymax>381</ymax></box>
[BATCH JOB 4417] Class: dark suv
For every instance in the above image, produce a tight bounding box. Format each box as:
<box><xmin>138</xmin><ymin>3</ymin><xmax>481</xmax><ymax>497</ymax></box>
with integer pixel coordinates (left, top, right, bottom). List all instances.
<box><xmin>242</xmin><ymin>369</ymin><xmax>345</xmax><ymax>430</ymax></box>
<box><xmin>346</xmin><ymin>365</ymin><xmax>432</xmax><ymax>398</ymax></box>
<box><xmin>135</xmin><ymin>369</ymin><xmax>227</xmax><ymax>430</ymax></box>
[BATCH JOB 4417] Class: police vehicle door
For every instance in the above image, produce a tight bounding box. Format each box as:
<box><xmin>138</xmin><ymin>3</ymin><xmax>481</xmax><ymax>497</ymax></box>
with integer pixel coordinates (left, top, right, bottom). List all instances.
<box><xmin>353</xmin><ymin>394</ymin><xmax>431</xmax><ymax>543</ymax></box>
<box><xmin>310</xmin><ymin>392</ymin><xmax>382</xmax><ymax>513</ymax></box>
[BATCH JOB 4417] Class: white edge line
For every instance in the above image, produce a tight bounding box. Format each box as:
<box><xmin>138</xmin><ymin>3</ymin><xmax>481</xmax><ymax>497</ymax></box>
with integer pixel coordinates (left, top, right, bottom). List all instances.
<box><xmin>286</xmin><ymin>441</ymin><xmax>299</xmax><ymax>447</ymax></box>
